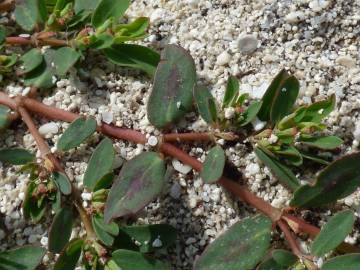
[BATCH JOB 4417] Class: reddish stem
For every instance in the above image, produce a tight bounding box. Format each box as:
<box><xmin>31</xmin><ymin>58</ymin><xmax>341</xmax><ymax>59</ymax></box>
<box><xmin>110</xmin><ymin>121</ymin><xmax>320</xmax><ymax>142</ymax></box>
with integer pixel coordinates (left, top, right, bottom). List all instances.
<box><xmin>5</xmin><ymin>36</ymin><xmax>68</xmax><ymax>47</ymax></box>
<box><xmin>277</xmin><ymin>219</ymin><xmax>303</xmax><ymax>257</ymax></box>
<box><xmin>163</xmin><ymin>132</ymin><xmax>215</xmax><ymax>142</ymax></box>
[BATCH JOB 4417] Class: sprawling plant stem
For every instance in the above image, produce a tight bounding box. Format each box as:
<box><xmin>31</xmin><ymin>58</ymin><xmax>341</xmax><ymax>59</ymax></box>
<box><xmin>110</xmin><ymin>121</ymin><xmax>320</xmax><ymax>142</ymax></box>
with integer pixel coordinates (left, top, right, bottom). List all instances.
<box><xmin>1</xmin><ymin>92</ymin><xmax>359</xmax><ymax>258</ymax></box>
<box><xmin>5</xmin><ymin>36</ymin><xmax>69</xmax><ymax>47</ymax></box>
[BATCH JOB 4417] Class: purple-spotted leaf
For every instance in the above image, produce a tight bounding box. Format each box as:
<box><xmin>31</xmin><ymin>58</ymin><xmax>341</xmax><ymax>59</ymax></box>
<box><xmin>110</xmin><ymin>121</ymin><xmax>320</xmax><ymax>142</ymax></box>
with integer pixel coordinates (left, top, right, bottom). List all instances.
<box><xmin>311</xmin><ymin>210</ymin><xmax>355</xmax><ymax>257</ymax></box>
<box><xmin>57</xmin><ymin>117</ymin><xmax>97</xmax><ymax>151</ymax></box>
<box><xmin>299</xmin><ymin>135</ymin><xmax>343</xmax><ymax>150</ymax></box>
<box><xmin>290</xmin><ymin>152</ymin><xmax>360</xmax><ymax>207</ymax></box>
<box><xmin>194</xmin><ymin>214</ymin><xmax>272</xmax><ymax>270</ymax></box>
<box><xmin>200</xmin><ymin>145</ymin><xmax>225</xmax><ymax>184</ymax></box>
<box><xmin>321</xmin><ymin>254</ymin><xmax>360</xmax><ymax>270</ymax></box>
<box><xmin>0</xmin><ymin>148</ymin><xmax>35</xmax><ymax>165</ymax></box>
<box><xmin>53</xmin><ymin>238</ymin><xmax>84</xmax><ymax>270</ymax></box>
<box><xmin>83</xmin><ymin>137</ymin><xmax>115</xmax><ymax>190</ymax></box>
<box><xmin>49</xmin><ymin>206</ymin><xmax>74</xmax><ymax>253</ymax></box>
<box><xmin>52</xmin><ymin>171</ymin><xmax>72</xmax><ymax>195</ymax></box>
<box><xmin>109</xmin><ymin>249</ymin><xmax>170</xmax><ymax>270</ymax></box>
<box><xmin>104</xmin><ymin>152</ymin><xmax>166</xmax><ymax>223</ymax></box>
<box><xmin>193</xmin><ymin>85</ymin><xmax>218</xmax><ymax>125</ymax></box>
<box><xmin>147</xmin><ymin>45</ymin><xmax>196</xmax><ymax>129</ymax></box>
<box><xmin>0</xmin><ymin>246</ymin><xmax>46</xmax><ymax>270</ymax></box>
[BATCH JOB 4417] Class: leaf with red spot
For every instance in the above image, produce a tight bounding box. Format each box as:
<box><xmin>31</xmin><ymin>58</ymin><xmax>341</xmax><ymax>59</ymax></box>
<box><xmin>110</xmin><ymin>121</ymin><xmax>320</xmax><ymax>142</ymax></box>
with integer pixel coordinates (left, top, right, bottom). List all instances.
<box><xmin>104</xmin><ymin>152</ymin><xmax>166</xmax><ymax>223</ymax></box>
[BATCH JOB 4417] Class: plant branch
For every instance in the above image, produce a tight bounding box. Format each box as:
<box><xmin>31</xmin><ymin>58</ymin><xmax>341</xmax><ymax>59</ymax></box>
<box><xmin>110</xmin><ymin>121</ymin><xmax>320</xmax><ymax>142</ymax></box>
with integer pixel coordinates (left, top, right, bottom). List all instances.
<box><xmin>5</xmin><ymin>36</ymin><xmax>69</xmax><ymax>47</ymax></box>
<box><xmin>277</xmin><ymin>219</ymin><xmax>303</xmax><ymax>257</ymax></box>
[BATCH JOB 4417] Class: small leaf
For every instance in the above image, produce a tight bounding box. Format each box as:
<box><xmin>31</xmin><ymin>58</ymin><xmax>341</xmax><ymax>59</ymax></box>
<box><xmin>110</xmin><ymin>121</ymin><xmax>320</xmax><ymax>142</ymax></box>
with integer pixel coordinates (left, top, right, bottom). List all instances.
<box><xmin>24</xmin><ymin>61</ymin><xmax>54</xmax><ymax>89</ymax></box>
<box><xmin>50</xmin><ymin>47</ymin><xmax>81</xmax><ymax>76</ymax></box>
<box><xmin>92</xmin><ymin>214</ymin><xmax>119</xmax><ymax>246</ymax></box>
<box><xmin>114</xmin><ymin>224</ymin><xmax>177</xmax><ymax>253</ymax></box>
<box><xmin>74</xmin><ymin>0</ymin><xmax>100</xmax><ymax>14</ymax></box>
<box><xmin>147</xmin><ymin>45</ymin><xmax>196</xmax><ymax>128</ymax></box>
<box><xmin>49</xmin><ymin>206</ymin><xmax>74</xmax><ymax>253</ymax></box>
<box><xmin>57</xmin><ymin>117</ymin><xmax>97</xmax><ymax>151</ymax></box>
<box><xmin>0</xmin><ymin>105</ymin><xmax>10</xmax><ymax>130</ymax></box>
<box><xmin>14</xmin><ymin>0</ymin><xmax>44</xmax><ymax>31</ymax></box>
<box><xmin>223</xmin><ymin>76</ymin><xmax>239</xmax><ymax>108</ymax></box>
<box><xmin>110</xmin><ymin>249</ymin><xmax>170</xmax><ymax>270</ymax></box>
<box><xmin>0</xmin><ymin>26</ymin><xmax>5</xmax><ymax>44</ymax></box>
<box><xmin>91</xmin><ymin>0</ymin><xmax>130</xmax><ymax>28</ymax></box>
<box><xmin>311</xmin><ymin>210</ymin><xmax>355</xmax><ymax>257</ymax></box>
<box><xmin>93</xmin><ymin>172</ymin><xmax>115</xmax><ymax>192</ymax></box>
<box><xmin>299</xmin><ymin>94</ymin><xmax>336</xmax><ymax>123</ymax></box>
<box><xmin>299</xmin><ymin>135</ymin><xmax>343</xmax><ymax>150</ymax></box>
<box><xmin>0</xmin><ymin>246</ymin><xmax>46</xmax><ymax>270</ymax></box>
<box><xmin>113</xmin><ymin>17</ymin><xmax>149</xmax><ymax>43</ymax></box>
<box><xmin>0</xmin><ymin>148</ymin><xmax>35</xmax><ymax>165</ymax></box>
<box><xmin>270</xmin><ymin>145</ymin><xmax>303</xmax><ymax>166</ymax></box>
<box><xmin>20</xmin><ymin>48</ymin><xmax>43</xmax><ymax>73</ymax></box>
<box><xmin>300</xmin><ymin>151</ymin><xmax>330</xmax><ymax>165</ymax></box>
<box><xmin>239</xmin><ymin>101</ymin><xmax>263</xmax><ymax>126</ymax></box>
<box><xmin>83</xmin><ymin>137</ymin><xmax>115</xmax><ymax>190</ymax></box>
<box><xmin>53</xmin><ymin>238</ymin><xmax>84</xmax><ymax>270</ymax></box>
<box><xmin>194</xmin><ymin>214</ymin><xmax>272</xmax><ymax>270</ymax></box>
<box><xmin>321</xmin><ymin>254</ymin><xmax>360</xmax><ymax>270</ymax></box>
<box><xmin>23</xmin><ymin>181</ymin><xmax>47</xmax><ymax>222</ymax></box>
<box><xmin>255</xmin><ymin>147</ymin><xmax>300</xmax><ymax>191</ymax></box>
<box><xmin>272</xmin><ymin>249</ymin><xmax>297</xmax><ymax>267</ymax></box>
<box><xmin>200</xmin><ymin>145</ymin><xmax>225</xmax><ymax>184</ymax></box>
<box><xmin>104</xmin><ymin>152</ymin><xmax>166</xmax><ymax>223</ymax></box>
<box><xmin>52</xmin><ymin>171</ymin><xmax>72</xmax><ymax>195</ymax></box>
<box><xmin>290</xmin><ymin>152</ymin><xmax>360</xmax><ymax>207</ymax></box>
<box><xmin>104</xmin><ymin>44</ymin><xmax>160</xmax><ymax>76</ymax></box>
<box><xmin>258</xmin><ymin>258</ymin><xmax>286</xmax><ymax>270</ymax></box>
<box><xmin>193</xmin><ymin>85</ymin><xmax>218</xmax><ymax>125</ymax></box>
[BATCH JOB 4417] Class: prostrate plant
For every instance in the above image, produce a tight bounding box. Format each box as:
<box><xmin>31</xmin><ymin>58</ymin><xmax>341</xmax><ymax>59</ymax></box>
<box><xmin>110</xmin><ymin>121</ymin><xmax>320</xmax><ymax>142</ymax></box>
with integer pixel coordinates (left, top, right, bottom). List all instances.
<box><xmin>0</xmin><ymin>3</ymin><xmax>359</xmax><ymax>270</ymax></box>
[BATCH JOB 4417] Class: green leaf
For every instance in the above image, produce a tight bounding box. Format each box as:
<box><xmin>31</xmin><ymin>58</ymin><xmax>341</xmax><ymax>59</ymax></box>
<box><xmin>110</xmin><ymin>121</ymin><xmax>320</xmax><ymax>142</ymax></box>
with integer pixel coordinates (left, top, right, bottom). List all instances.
<box><xmin>193</xmin><ymin>85</ymin><xmax>218</xmax><ymax>125</ymax></box>
<box><xmin>300</xmin><ymin>151</ymin><xmax>330</xmax><ymax>165</ymax></box>
<box><xmin>257</xmin><ymin>70</ymin><xmax>300</xmax><ymax>124</ymax></box>
<box><xmin>311</xmin><ymin>210</ymin><xmax>355</xmax><ymax>257</ymax></box>
<box><xmin>258</xmin><ymin>258</ymin><xmax>285</xmax><ymax>270</ymax></box>
<box><xmin>14</xmin><ymin>0</ymin><xmax>45</xmax><ymax>31</ymax></box>
<box><xmin>299</xmin><ymin>94</ymin><xmax>336</xmax><ymax>123</ymax></box>
<box><xmin>110</xmin><ymin>249</ymin><xmax>170</xmax><ymax>270</ymax></box>
<box><xmin>53</xmin><ymin>238</ymin><xmax>84</xmax><ymax>270</ymax></box>
<box><xmin>222</xmin><ymin>76</ymin><xmax>239</xmax><ymax>108</ymax></box>
<box><xmin>0</xmin><ymin>246</ymin><xmax>46</xmax><ymax>270</ymax></box>
<box><xmin>20</xmin><ymin>48</ymin><xmax>43</xmax><ymax>73</ymax></box>
<box><xmin>104</xmin><ymin>44</ymin><xmax>160</xmax><ymax>76</ymax></box>
<box><xmin>24</xmin><ymin>61</ymin><xmax>54</xmax><ymax>89</ymax></box>
<box><xmin>238</xmin><ymin>101</ymin><xmax>262</xmax><ymax>126</ymax></box>
<box><xmin>0</xmin><ymin>105</ymin><xmax>10</xmax><ymax>130</ymax></box>
<box><xmin>23</xmin><ymin>181</ymin><xmax>47</xmax><ymax>222</ymax></box>
<box><xmin>104</xmin><ymin>152</ymin><xmax>166</xmax><ymax>223</ymax></box>
<box><xmin>49</xmin><ymin>206</ymin><xmax>74</xmax><ymax>253</ymax></box>
<box><xmin>114</xmin><ymin>224</ymin><xmax>177</xmax><ymax>253</ymax></box>
<box><xmin>74</xmin><ymin>0</ymin><xmax>100</xmax><ymax>14</ymax></box>
<box><xmin>88</xmin><ymin>33</ymin><xmax>114</xmax><ymax>49</ymax></box>
<box><xmin>92</xmin><ymin>214</ymin><xmax>119</xmax><ymax>246</ymax></box>
<box><xmin>270</xmin><ymin>145</ymin><xmax>303</xmax><ymax>166</ymax></box>
<box><xmin>194</xmin><ymin>214</ymin><xmax>272</xmax><ymax>270</ymax></box>
<box><xmin>113</xmin><ymin>17</ymin><xmax>149</xmax><ymax>43</ymax></box>
<box><xmin>321</xmin><ymin>254</ymin><xmax>360</xmax><ymax>270</ymax></box>
<box><xmin>147</xmin><ymin>45</ymin><xmax>196</xmax><ymax>128</ymax></box>
<box><xmin>57</xmin><ymin>117</ymin><xmax>97</xmax><ymax>151</ymax></box>
<box><xmin>255</xmin><ymin>147</ymin><xmax>300</xmax><ymax>191</ymax></box>
<box><xmin>201</xmin><ymin>145</ymin><xmax>225</xmax><ymax>184</ymax></box>
<box><xmin>290</xmin><ymin>152</ymin><xmax>360</xmax><ymax>207</ymax></box>
<box><xmin>0</xmin><ymin>148</ymin><xmax>35</xmax><ymax>165</ymax></box>
<box><xmin>91</xmin><ymin>0</ymin><xmax>130</xmax><ymax>28</ymax></box>
<box><xmin>0</xmin><ymin>26</ymin><xmax>5</xmax><ymax>44</ymax></box>
<box><xmin>83</xmin><ymin>137</ymin><xmax>115</xmax><ymax>190</ymax></box>
<box><xmin>52</xmin><ymin>171</ymin><xmax>72</xmax><ymax>195</ymax></box>
<box><xmin>93</xmin><ymin>172</ymin><xmax>115</xmax><ymax>192</ymax></box>
<box><xmin>50</xmin><ymin>47</ymin><xmax>81</xmax><ymax>76</ymax></box>
<box><xmin>272</xmin><ymin>249</ymin><xmax>297</xmax><ymax>267</ymax></box>
<box><xmin>299</xmin><ymin>135</ymin><xmax>343</xmax><ymax>150</ymax></box>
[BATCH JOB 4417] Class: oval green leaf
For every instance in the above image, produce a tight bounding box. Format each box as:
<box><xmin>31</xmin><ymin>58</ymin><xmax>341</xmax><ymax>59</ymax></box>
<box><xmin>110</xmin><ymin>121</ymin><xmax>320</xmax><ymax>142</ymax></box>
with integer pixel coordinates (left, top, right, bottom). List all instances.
<box><xmin>311</xmin><ymin>210</ymin><xmax>355</xmax><ymax>257</ymax></box>
<box><xmin>52</xmin><ymin>171</ymin><xmax>72</xmax><ymax>195</ymax></box>
<box><xmin>114</xmin><ymin>224</ymin><xmax>177</xmax><ymax>253</ymax></box>
<box><xmin>20</xmin><ymin>48</ymin><xmax>43</xmax><ymax>73</ymax></box>
<box><xmin>255</xmin><ymin>147</ymin><xmax>300</xmax><ymax>191</ymax></box>
<box><xmin>0</xmin><ymin>148</ymin><xmax>35</xmax><ymax>165</ymax></box>
<box><xmin>239</xmin><ymin>101</ymin><xmax>263</xmax><ymax>126</ymax></box>
<box><xmin>258</xmin><ymin>258</ymin><xmax>286</xmax><ymax>270</ymax></box>
<box><xmin>23</xmin><ymin>180</ymin><xmax>47</xmax><ymax>222</ymax></box>
<box><xmin>57</xmin><ymin>117</ymin><xmax>97</xmax><ymax>151</ymax></box>
<box><xmin>14</xmin><ymin>0</ymin><xmax>43</xmax><ymax>31</ymax></box>
<box><xmin>222</xmin><ymin>76</ymin><xmax>239</xmax><ymax>108</ymax></box>
<box><xmin>147</xmin><ymin>45</ymin><xmax>196</xmax><ymax>129</ymax></box>
<box><xmin>0</xmin><ymin>246</ymin><xmax>46</xmax><ymax>270</ymax></box>
<box><xmin>290</xmin><ymin>152</ymin><xmax>360</xmax><ymax>207</ymax></box>
<box><xmin>53</xmin><ymin>238</ymin><xmax>84</xmax><ymax>270</ymax></box>
<box><xmin>92</xmin><ymin>214</ymin><xmax>119</xmax><ymax>246</ymax></box>
<box><xmin>91</xmin><ymin>0</ymin><xmax>130</xmax><ymax>28</ymax></box>
<box><xmin>84</xmin><ymin>137</ymin><xmax>115</xmax><ymax>190</ymax></box>
<box><xmin>50</xmin><ymin>47</ymin><xmax>81</xmax><ymax>76</ymax></box>
<box><xmin>193</xmin><ymin>85</ymin><xmax>218</xmax><ymax>125</ymax></box>
<box><xmin>104</xmin><ymin>44</ymin><xmax>160</xmax><ymax>76</ymax></box>
<box><xmin>110</xmin><ymin>249</ymin><xmax>170</xmax><ymax>270</ymax></box>
<box><xmin>321</xmin><ymin>254</ymin><xmax>360</xmax><ymax>270</ymax></box>
<box><xmin>49</xmin><ymin>206</ymin><xmax>74</xmax><ymax>253</ymax></box>
<box><xmin>104</xmin><ymin>152</ymin><xmax>166</xmax><ymax>223</ymax></box>
<box><xmin>272</xmin><ymin>249</ymin><xmax>297</xmax><ymax>267</ymax></box>
<box><xmin>200</xmin><ymin>145</ymin><xmax>225</xmax><ymax>184</ymax></box>
<box><xmin>299</xmin><ymin>135</ymin><xmax>343</xmax><ymax>150</ymax></box>
<box><xmin>194</xmin><ymin>214</ymin><xmax>272</xmax><ymax>270</ymax></box>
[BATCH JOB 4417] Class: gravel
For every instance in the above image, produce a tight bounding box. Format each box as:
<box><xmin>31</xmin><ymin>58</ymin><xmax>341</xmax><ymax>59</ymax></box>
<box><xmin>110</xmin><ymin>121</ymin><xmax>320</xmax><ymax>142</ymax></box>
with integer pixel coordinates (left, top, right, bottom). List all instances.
<box><xmin>1</xmin><ymin>0</ymin><xmax>360</xmax><ymax>269</ymax></box>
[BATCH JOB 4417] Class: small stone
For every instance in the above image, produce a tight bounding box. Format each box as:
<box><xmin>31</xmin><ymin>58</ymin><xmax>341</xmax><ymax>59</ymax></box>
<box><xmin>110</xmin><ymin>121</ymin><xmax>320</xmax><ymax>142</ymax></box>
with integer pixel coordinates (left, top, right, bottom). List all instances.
<box><xmin>224</xmin><ymin>107</ymin><xmax>235</xmax><ymax>119</ymax></box>
<box><xmin>170</xmin><ymin>182</ymin><xmax>181</xmax><ymax>199</ymax></box>
<box><xmin>28</xmin><ymin>234</ymin><xmax>37</xmax><ymax>244</ymax></box>
<box><xmin>81</xmin><ymin>192</ymin><xmax>92</xmax><ymax>201</ymax></box>
<box><xmin>336</xmin><ymin>56</ymin><xmax>356</xmax><ymax>68</ymax></box>
<box><xmin>189</xmin><ymin>197</ymin><xmax>198</xmax><ymax>208</ymax></box>
<box><xmin>353</xmin><ymin>121</ymin><xmax>360</xmax><ymax>141</ymax></box>
<box><xmin>39</xmin><ymin>122</ymin><xmax>59</xmax><ymax>136</ymax></box>
<box><xmin>237</xmin><ymin>34</ymin><xmax>258</xmax><ymax>54</ymax></box>
<box><xmin>216</xmin><ymin>51</ymin><xmax>231</xmax><ymax>66</ymax></box>
<box><xmin>101</xmin><ymin>111</ymin><xmax>113</xmax><ymax>124</ymax></box>
<box><xmin>251</xmin><ymin>117</ymin><xmax>266</xmax><ymax>131</ymax></box>
<box><xmin>285</xmin><ymin>11</ymin><xmax>305</xmax><ymax>23</ymax></box>
<box><xmin>152</xmin><ymin>237</ymin><xmax>162</xmax><ymax>248</ymax></box>
<box><xmin>172</xmin><ymin>159</ymin><xmax>192</xmax><ymax>175</ymax></box>
<box><xmin>147</xmin><ymin>136</ymin><xmax>158</xmax><ymax>146</ymax></box>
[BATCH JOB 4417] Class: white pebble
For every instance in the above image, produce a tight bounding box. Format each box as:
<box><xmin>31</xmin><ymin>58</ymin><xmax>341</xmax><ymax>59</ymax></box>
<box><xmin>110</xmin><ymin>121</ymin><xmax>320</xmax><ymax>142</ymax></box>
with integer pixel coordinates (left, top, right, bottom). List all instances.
<box><xmin>147</xmin><ymin>136</ymin><xmax>158</xmax><ymax>146</ymax></box>
<box><xmin>285</xmin><ymin>11</ymin><xmax>305</xmax><ymax>24</ymax></box>
<box><xmin>353</xmin><ymin>121</ymin><xmax>360</xmax><ymax>141</ymax></box>
<box><xmin>38</xmin><ymin>122</ymin><xmax>59</xmax><ymax>136</ymax></box>
<box><xmin>251</xmin><ymin>117</ymin><xmax>267</xmax><ymax>131</ymax></box>
<box><xmin>170</xmin><ymin>182</ymin><xmax>181</xmax><ymax>199</ymax></box>
<box><xmin>336</xmin><ymin>56</ymin><xmax>356</xmax><ymax>68</ymax></box>
<box><xmin>237</xmin><ymin>34</ymin><xmax>258</xmax><ymax>54</ymax></box>
<box><xmin>224</xmin><ymin>107</ymin><xmax>235</xmax><ymax>119</ymax></box>
<box><xmin>216</xmin><ymin>51</ymin><xmax>231</xmax><ymax>66</ymax></box>
<box><xmin>172</xmin><ymin>159</ymin><xmax>192</xmax><ymax>175</ymax></box>
<box><xmin>101</xmin><ymin>111</ymin><xmax>113</xmax><ymax>124</ymax></box>
<box><xmin>152</xmin><ymin>237</ymin><xmax>162</xmax><ymax>248</ymax></box>
<box><xmin>81</xmin><ymin>192</ymin><xmax>92</xmax><ymax>201</ymax></box>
